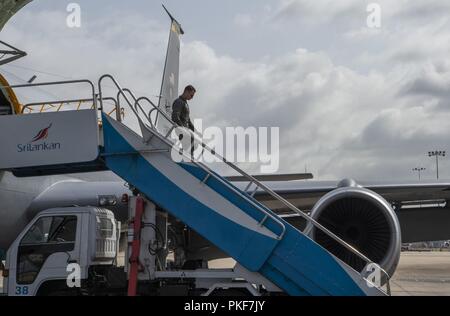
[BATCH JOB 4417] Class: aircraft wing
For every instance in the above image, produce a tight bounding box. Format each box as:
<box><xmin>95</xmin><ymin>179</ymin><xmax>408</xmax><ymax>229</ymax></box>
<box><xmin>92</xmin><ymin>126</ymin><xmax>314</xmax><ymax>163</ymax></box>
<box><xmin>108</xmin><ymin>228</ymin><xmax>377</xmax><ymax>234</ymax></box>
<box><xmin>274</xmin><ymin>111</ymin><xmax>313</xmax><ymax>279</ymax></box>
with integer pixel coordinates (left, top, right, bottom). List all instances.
<box><xmin>246</xmin><ymin>180</ymin><xmax>450</xmax><ymax>243</ymax></box>
<box><xmin>249</xmin><ymin>180</ymin><xmax>450</xmax><ymax>210</ymax></box>
<box><xmin>25</xmin><ymin>176</ymin><xmax>450</xmax><ymax>253</ymax></box>
<box><xmin>226</xmin><ymin>173</ymin><xmax>313</xmax><ymax>182</ymax></box>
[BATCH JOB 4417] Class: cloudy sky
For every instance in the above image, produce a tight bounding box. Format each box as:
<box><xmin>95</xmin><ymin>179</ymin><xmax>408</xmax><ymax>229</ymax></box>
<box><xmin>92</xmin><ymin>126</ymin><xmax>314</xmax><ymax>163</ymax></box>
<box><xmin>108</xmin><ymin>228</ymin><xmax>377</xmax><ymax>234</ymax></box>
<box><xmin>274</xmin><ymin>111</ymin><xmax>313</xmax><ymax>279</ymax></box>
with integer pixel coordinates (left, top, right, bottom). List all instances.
<box><xmin>2</xmin><ymin>0</ymin><xmax>450</xmax><ymax>181</ymax></box>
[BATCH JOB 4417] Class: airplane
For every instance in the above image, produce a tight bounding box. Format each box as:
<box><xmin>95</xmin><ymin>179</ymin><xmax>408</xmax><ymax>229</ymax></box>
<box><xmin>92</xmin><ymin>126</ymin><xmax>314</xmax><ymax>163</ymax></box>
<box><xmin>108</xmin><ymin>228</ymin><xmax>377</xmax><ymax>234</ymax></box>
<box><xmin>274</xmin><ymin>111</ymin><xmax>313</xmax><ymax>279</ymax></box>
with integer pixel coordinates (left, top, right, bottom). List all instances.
<box><xmin>1</xmin><ymin>0</ymin><xmax>450</xmax><ymax>284</ymax></box>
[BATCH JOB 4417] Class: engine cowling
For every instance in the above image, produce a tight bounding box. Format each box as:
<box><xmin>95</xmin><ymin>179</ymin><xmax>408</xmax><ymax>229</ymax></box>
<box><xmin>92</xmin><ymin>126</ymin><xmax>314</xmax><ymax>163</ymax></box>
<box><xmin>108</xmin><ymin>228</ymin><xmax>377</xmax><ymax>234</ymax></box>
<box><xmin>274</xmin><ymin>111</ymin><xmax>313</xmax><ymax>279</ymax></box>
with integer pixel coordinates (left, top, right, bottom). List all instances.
<box><xmin>307</xmin><ymin>180</ymin><xmax>401</xmax><ymax>278</ymax></box>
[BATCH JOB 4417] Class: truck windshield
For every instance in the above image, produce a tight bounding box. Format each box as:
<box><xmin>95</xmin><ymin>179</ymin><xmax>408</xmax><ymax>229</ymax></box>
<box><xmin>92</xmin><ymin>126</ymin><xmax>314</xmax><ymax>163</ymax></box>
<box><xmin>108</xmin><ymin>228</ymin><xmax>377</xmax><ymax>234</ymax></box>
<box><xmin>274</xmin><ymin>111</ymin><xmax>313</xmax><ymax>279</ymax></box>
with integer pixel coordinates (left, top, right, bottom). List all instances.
<box><xmin>17</xmin><ymin>215</ymin><xmax>77</xmax><ymax>284</ymax></box>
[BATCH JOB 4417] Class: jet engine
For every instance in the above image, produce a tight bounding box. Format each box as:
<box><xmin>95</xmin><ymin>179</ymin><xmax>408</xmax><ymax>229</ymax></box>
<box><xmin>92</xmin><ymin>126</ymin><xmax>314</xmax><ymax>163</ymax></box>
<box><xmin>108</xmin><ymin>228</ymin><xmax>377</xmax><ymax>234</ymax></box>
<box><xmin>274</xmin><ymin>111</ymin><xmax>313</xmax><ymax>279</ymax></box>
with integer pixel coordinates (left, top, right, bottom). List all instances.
<box><xmin>307</xmin><ymin>179</ymin><xmax>401</xmax><ymax>278</ymax></box>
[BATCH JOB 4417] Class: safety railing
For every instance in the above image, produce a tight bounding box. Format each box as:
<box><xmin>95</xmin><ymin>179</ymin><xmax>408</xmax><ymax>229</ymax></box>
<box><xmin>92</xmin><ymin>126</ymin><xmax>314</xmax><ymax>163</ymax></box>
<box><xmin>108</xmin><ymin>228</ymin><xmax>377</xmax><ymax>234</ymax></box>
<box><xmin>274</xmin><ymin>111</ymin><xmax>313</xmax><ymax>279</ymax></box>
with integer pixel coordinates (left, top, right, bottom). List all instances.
<box><xmin>97</xmin><ymin>74</ymin><xmax>391</xmax><ymax>295</ymax></box>
<box><xmin>0</xmin><ymin>78</ymin><xmax>124</xmax><ymax>120</ymax></box>
<box><xmin>116</xmin><ymin>89</ymin><xmax>149</xmax><ymax>124</ymax></box>
<box><xmin>99</xmin><ymin>75</ymin><xmax>287</xmax><ymax>239</ymax></box>
<box><xmin>21</xmin><ymin>97</ymin><xmax>121</xmax><ymax>117</ymax></box>
<box><xmin>3</xmin><ymin>79</ymin><xmax>97</xmax><ymax>110</ymax></box>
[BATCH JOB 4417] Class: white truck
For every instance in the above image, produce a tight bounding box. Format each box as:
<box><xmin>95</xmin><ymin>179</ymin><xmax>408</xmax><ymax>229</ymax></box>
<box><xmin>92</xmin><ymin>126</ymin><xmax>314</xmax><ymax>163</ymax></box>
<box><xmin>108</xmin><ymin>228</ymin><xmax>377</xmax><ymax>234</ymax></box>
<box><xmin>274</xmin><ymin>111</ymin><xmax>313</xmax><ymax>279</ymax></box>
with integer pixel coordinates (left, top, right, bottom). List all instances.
<box><xmin>0</xmin><ymin>197</ymin><xmax>280</xmax><ymax>296</ymax></box>
<box><xmin>1</xmin><ymin>207</ymin><xmax>122</xmax><ymax>296</ymax></box>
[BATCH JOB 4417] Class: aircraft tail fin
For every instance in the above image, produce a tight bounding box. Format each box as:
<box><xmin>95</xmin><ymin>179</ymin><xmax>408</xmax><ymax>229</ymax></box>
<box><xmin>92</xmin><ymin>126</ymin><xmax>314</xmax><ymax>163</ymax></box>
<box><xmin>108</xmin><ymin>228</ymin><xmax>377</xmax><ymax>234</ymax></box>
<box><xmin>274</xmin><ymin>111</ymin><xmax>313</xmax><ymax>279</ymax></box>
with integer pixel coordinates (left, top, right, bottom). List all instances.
<box><xmin>156</xmin><ymin>5</ymin><xmax>184</xmax><ymax>134</ymax></box>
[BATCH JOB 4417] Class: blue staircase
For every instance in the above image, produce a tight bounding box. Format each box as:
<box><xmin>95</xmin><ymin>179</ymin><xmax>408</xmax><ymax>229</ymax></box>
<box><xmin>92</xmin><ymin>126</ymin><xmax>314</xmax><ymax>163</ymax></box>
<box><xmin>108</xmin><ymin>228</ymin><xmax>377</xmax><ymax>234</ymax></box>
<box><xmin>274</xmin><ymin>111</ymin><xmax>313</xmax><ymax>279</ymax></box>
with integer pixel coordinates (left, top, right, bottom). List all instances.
<box><xmin>98</xmin><ymin>78</ymin><xmax>388</xmax><ymax>296</ymax></box>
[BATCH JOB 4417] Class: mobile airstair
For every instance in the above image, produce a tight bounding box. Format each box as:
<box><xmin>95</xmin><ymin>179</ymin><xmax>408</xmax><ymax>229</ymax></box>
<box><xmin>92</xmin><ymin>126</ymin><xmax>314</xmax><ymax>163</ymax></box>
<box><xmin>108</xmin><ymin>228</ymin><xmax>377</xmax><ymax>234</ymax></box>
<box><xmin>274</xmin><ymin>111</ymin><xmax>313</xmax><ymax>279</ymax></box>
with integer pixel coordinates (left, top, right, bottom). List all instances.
<box><xmin>0</xmin><ymin>76</ymin><xmax>390</xmax><ymax>296</ymax></box>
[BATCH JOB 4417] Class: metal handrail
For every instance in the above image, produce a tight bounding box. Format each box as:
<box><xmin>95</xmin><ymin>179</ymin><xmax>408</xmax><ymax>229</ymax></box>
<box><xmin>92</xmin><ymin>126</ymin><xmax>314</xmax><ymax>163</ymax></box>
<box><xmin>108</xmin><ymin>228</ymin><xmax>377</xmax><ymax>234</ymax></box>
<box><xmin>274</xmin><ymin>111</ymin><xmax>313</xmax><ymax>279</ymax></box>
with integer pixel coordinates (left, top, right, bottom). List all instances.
<box><xmin>98</xmin><ymin>74</ymin><xmax>391</xmax><ymax>294</ymax></box>
<box><xmin>21</xmin><ymin>97</ymin><xmax>118</xmax><ymax>114</ymax></box>
<box><xmin>136</xmin><ymin>95</ymin><xmax>380</xmax><ymax>258</ymax></box>
<box><xmin>2</xmin><ymin>79</ymin><xmax>98</xmax><ymax>111</ymax></box>
<box><xmin>98</xmin><ymin>74</ymin><xmax>286</xmax><ymax>240</ymax></box>
<box><xmin>116</xmin><ymin>89</ymin><xmax>150</xmax><ymax>125</ymax></box>
<box><xmin>136</xmin><ymin>94</ymin><xmax>392</xmax><ymax>295</ymax></box>
<box><xmin>133</xmin><ymin>93</ymin><xmax>369</xmax><ymax>254</ymax></box>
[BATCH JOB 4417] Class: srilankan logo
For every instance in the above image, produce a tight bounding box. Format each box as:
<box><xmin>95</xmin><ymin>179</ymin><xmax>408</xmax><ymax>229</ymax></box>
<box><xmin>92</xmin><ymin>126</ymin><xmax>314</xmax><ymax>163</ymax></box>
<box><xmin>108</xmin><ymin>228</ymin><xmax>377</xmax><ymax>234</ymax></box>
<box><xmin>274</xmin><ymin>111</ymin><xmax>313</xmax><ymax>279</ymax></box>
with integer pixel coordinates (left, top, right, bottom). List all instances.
<box><xmin>30</xmin><ymin>123</ymin><xmax>52</xmax><ymax>143</ymax></box>
<box><xmin>17</xmin><ymin>123</ymin><xmax>61</xmax><ymax>153</ymax></box>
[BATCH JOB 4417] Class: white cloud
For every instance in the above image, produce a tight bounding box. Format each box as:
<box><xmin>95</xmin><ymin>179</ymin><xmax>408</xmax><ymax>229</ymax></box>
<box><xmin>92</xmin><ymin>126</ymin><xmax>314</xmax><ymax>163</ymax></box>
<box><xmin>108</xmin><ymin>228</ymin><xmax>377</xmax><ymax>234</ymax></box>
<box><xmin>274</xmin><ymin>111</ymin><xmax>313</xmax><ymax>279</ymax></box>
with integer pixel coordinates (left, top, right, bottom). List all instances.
<box><xmin>274</xmin><ymin>0</ymin><xmax>450</xmax><ymax>25</ymax></box>
<box><xmin>2</xmin><ymin>8</ymin><xmax>168</xmax><ymax>131</ymax></box>
<box><xmin>2</xmin><ymin>9</ymin><xmax>167</xmax><ymax>96</ymax></box>
<box><xmin>272</xmin><ymin>0</ymin><xmax>450</xmax><ymax>71</ymax></box>
<box><xmin>343</xmin><ymin>27</ymin><xmax>385</xmax><ymax>40</ymax></box>
<box><xmin>234</xmin><ymin>14</ymin><xmax>253</xmax><ymax>28</ymax></box>
<box><xmin>273</xmin><ymin>0</ymin><xmax>362</xmax><ymax>24</ymax></box>
<box><xmin>180</xmin><ymin>41</ymin><xmax>449</xmax><ymax>180</ymax></box>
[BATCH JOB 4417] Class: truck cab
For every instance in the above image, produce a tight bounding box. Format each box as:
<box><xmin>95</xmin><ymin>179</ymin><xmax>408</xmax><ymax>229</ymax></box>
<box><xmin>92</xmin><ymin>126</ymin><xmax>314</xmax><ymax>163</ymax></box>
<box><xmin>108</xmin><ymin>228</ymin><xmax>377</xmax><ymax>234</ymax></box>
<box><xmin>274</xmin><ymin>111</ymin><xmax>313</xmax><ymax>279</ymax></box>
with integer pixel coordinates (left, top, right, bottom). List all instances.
<box><xmin>2</xmin><ymin>207</ymin><xmax>119</xmax><ymax>296</ymax></box>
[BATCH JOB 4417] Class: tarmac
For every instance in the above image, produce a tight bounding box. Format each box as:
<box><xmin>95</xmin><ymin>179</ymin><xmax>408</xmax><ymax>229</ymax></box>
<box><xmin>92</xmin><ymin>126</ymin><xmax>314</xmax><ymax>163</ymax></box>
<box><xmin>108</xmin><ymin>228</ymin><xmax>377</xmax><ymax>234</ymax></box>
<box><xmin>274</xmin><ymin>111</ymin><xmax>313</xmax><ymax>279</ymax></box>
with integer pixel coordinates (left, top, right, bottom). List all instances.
<box><xmin>391</xmin><ymin>251</ymin><xmax>450</xmax><ymax>296</ymax></box>
<box><xmin>1</xmin><ymin>251</ymin><xmax>450</xmax><ymax>295</ymax></box>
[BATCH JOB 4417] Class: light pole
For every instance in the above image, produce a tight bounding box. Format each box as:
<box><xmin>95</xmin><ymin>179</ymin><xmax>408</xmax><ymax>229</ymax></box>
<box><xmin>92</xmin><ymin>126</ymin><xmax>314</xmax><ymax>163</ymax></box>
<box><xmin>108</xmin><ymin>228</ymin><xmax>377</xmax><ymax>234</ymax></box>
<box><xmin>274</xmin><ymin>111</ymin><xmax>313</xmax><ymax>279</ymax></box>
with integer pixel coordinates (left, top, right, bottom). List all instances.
<box><xmin>428</xmin><ymin>150</ymin><xmax>446</xmax><ymax>180</ymax></box>
<box><xmin>412</xmin><ymin>167</ymin><xmax>426</xmax><ymax>180</ymax></box>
